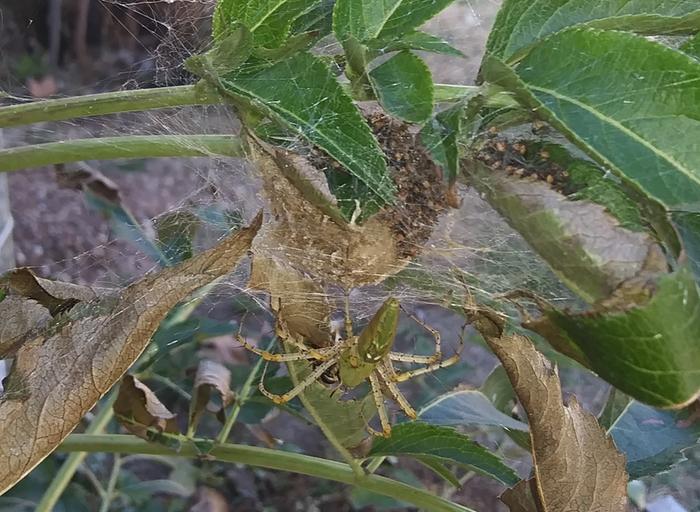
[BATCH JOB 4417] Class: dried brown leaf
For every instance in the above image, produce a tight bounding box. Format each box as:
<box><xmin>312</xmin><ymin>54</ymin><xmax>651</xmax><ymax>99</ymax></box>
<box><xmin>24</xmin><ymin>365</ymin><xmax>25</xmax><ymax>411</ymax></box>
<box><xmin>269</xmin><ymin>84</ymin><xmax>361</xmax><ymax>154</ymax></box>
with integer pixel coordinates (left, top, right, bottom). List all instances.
<box><xmin>248</xmin><ymin>135</ymin><xmax>404</xmax><ymax>287</ymax></box>
<box><xmin>0</xmin><ymin>214</ymin><xmax>261</xmax><ymax>495</ymax></box>
<box><xmin>55</xmin><ymin>162</ymin><xmax>121</xmax><ymax>203</ymax></box>
<box><xmin>114</xmin><ymin>375</ymin><xmax>179</xmax><ymax>438</ymax></box>
<box><xmin>249</xmin><ymin>255</ymin><xmax>332</xmax><ymax>347</ymax></box>
<box><xmin>472</xmin><ymin>311</ymin><xmax>628</xmax><ymax>512</ymax></box>
<box><xmin>2</xmin><ymin>268</ymin><xmax>82</xmax><ymax>317</ymax></box>
<box><xmin>501</xmin><ymin>479</ymin><xmax>541</xmax><ymax>512</ymax></box>
<box><xmin>189</xmin><ymin>359</ymin><xmax>234</xmax><ymax>432</ymax></box>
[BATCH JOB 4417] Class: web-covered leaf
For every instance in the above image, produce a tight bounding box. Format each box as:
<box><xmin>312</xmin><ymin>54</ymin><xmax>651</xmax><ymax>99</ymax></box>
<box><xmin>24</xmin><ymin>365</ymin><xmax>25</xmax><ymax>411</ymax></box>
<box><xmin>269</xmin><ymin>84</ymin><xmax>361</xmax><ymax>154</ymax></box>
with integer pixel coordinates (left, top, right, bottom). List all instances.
<box><xmin>482</xmin><ymin>29</ymin><xmax>700</xmax><ymax>213</ymax></box>
<box><xmin>420</xmin><ymin>103</ymin><xmax>463</xmax><ymax>183</ymax></box>
<box><xmin>332</xmin><ymin>0</ymin><xmax>457</xmax><ymax>42</ymax></box>
<box><xmin>682</xmin><ymin>32</ymin><xmax>700</xmax><ymax>59</ymax></box>
<box><xmin>215</xmin><ymin>53</ymin><xmax>395</xmax><ymax>219</ymax></box>
<box><xmin>213</xmin><ymin>0</ymin><xmax>319</xmax><ymax>48</ymax></box>
<box><xmin>368</xmin><ymin>422</ymin><xmax>519</xmax><ymax>486</ymax></box>
<box><xmin>369</xmin><ymin>51</ymin><xmax>433</xmax><ymax>123</ymax></box>
<box><xmin>367</xmin><ymin>31</ymin><xmax>465</xmax><ymax>57</ymax></box>
<box><xmin>0</xmin><ymin>216</ymin><xmax>261</xmax><ymax>495</ymax></box>
<box><xmin>526</xmin><ymin>267</ymin><xmax>700</xmax><ymax>408</ymax></box>
<box><xmin>486</xmin><ymin>0</ymin><xmax>700</xmax><ymax>61</ymax></box>
<box><xmin>464</xmin><ymin>157</ymin><xmax>666</xmax><ymax>304</ymax></box>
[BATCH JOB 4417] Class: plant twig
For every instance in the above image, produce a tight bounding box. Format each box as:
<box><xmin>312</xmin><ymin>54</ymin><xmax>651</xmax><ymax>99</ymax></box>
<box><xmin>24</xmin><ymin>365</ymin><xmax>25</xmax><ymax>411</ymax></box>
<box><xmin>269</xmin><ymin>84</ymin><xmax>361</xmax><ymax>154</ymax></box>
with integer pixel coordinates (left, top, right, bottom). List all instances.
<box><xmin>98</xmin><ymin>454</ymin><xmax>121</xmax><ymax>512</ymax></box>
<box><xmin>0</xmin><ymin>83</ymin><xmax>478</xmax><ymax>129</ymax></box>
<box><xmin>0</xmin><ymin>135</ymin><xmax>244</xmax><ymax>173</ymax></box>
<box><xmin>35</xmin><ymin>392</ymin><xmax>117</xmax><ymax>512</ymax></box>
<box><xmin>216</xmin><ymin>337</ymin><xmax>277</xmax><ymax>443</ymax></box>
<box><xmin>0</xmin><ymin>85</ymin><xmax>220</xmax><ymax>128</ymax></box>
<box><xmin>59</xmin><ymin>434</ymin><xmax>474</xmax><ymax>512</ymax></box>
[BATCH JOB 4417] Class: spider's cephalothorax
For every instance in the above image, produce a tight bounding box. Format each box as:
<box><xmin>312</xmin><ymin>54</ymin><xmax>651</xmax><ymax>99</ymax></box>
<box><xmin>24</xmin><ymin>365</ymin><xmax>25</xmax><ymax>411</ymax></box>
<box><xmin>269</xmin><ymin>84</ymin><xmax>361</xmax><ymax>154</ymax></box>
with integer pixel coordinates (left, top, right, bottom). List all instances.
<box><xmin>235</xmin><ymin>297</ymin><xmax>463</xmax><ymax>437</ymax></box>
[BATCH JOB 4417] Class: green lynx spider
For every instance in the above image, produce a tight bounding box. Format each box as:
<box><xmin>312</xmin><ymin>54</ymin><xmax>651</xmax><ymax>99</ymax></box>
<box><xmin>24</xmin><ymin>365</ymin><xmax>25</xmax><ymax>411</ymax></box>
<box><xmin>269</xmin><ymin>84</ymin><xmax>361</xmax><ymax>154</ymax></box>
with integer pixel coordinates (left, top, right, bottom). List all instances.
<box><xmin>236</xmin><ymin>297</ymin><xmax>464</xmax><ymax>437</ymax></box>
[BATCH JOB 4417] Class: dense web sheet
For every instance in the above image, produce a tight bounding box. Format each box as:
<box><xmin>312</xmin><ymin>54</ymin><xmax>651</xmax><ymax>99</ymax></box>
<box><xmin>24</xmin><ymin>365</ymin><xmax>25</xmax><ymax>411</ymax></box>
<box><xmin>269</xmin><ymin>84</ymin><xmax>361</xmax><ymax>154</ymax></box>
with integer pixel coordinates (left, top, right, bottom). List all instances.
<box><xmin>0</xmin><ymin>0</ymin><xmax>575</xmax><ymax>324</ymax></box>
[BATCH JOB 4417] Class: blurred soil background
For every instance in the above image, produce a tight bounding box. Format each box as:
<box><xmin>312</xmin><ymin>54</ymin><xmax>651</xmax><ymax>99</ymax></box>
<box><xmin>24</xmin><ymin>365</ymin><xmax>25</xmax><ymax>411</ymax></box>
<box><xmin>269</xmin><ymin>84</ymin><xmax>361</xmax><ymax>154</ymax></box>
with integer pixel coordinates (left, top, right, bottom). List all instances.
<box><xmin>0</xmin><ymin>1</ymin><xmax>696</xmax><ymax>511</ymax></box>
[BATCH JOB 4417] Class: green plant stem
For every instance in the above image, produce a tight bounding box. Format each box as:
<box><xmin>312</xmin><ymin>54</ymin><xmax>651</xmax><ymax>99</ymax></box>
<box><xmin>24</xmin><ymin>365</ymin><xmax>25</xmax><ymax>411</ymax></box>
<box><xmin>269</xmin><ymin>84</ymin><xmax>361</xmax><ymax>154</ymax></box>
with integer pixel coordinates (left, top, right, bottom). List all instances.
<box><xmin>365</xmin><ymin>456</ymin><xmax>386</xmax><ymax>474</ymax></box>
<box><xmin>99</xmin><ymin>454</ymin><xmax>121</xmax><ymax>512</ymax></box>
<box><xmin>0</xmin><ymin>135</ymin><xmax>244</xmax><ymax>172</ymax></box>
<box><xmin>35</xmin><ymin>392</ymin><xmax>117</xmax><ymax>512</ymax></box>
<box><xmin>0</xmin><ymin>85</ymin><xmax>220</xmax><ymax>128</ymax></box>
<box><xmin>0</xmin><ymin>83</ymin><xmax>479</xmax><ymax>129</ymax></box>
<box><xmin>59</xmin><ymin>434</ymin><xmax>473</xmax><ymax>512</ymax></box>
<box><xmin>216</xmin><ymin>337</ymin><xmax>276</xmax><ymax>444</ymax></box>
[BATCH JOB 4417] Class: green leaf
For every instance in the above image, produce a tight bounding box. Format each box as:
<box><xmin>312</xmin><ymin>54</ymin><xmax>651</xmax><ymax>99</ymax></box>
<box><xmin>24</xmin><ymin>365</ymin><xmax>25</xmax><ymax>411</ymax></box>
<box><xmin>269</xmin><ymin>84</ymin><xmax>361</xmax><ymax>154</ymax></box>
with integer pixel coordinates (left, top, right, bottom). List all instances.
<box><xmin>375</xmin><ymin>0</ymin><xmax>458</xmax><ymax>40</ymax></box>
<box><xmin>290</xmin><ymin>0</ymin><xmax>336</xmax><ymax>36</ymax></box>
<box><xmin>369</xmin><ymin>51</ymin><xmax>433</xmax><ymax>123</ymax></box>
<box><xmin>464</xmin><ymin>158</ymin><xmax>666</xmax><ymax>304</ymax></box>
<box><xmin>368</xmin><ymin>31</ymin><xmax>465</xmax><ymax>57</ymax></box>
<box><xmin>681</xmin><ymin>32</ymin><xmax>700</xmax><ymax>59</ymax></box>
<box><xmin>332</xmin><ymin>0</ymin><xmax>456</xmax><ymax>42</ymax></box>
<box><xmin>671</xmin><ymin>211</ymin><xmax>700</xmax><ymax>283</ymax></box>
<box><xmin>186</xmin><ymin>23</ymin><xmax>253</xmax><ymax>79</ymax></box>
<box><xmin>482</xmin><ymin>29</ymin><xmax>700</xmax><ymax>214</ymax></box>
<box><xmin>610</xmin><ymin>401</ymin><xmax>700</xmax><ymax>479</ymax></box>
<box><xmin>213</xmin><ymin>0</ymin><xmax>319</xmax><ymax>48</ymax></box>
<box><xmin>418</xmin><ymin>389</ymin><xmax>528</xmax><ymax>432</ymax></box>
<box><xmin>155</xmin><ymin>211</ymin><xmax>199</xmax><ymax>265</ymax></box>
<box><xmin>220</xmin><ymin>53</ymin><xmax>395</xmax><ymax>216</ymax></box>
<box><xmin>526</xmin><ymin>266</ymin><xmax>700</xmax><ymax>408</ymax></box>
<box><xmin>480</xmin><ymin>365</ymin><xmax>516</xmax><ymax>412</ymax></box>
<box><xmin>368</xmin><ymin>422</ymin><xmax>519</xmax><ymax>486</ymax></box>
<box><xmin>286</xmin><ymin>357</ymin><xmax>377</xmax><ymax>448</ymax></box>
<box><xmin>598</xmin><ymin>388</ymin><xmax>632</xmax><ymax>431</ymax></box>
<box><xmin>486</xmin><ymin>0</ymin><xmax>700</xmax><ymax>60</ymax></box>
<box><xmin>420</xmin><ymin>103</ymin><xmax>462</xmax><ymax>182</ymax></box>
<box><xmin>414</xmin><ymin>456</ymin><xmax>461</xmax><ymax>488</ymax></box>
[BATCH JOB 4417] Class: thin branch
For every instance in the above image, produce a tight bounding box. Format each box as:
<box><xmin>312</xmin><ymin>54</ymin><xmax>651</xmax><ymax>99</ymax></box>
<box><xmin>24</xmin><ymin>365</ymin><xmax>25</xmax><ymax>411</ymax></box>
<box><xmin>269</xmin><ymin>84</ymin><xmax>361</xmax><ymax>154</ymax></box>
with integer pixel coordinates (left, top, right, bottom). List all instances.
<box><xmin>35</xmin><ymin>392</ymin><xmax>117</xmax><ymax>512</ymax></box>
<box><xmin>59</xmin><ymin>434</ymin><xmax>474</xmax><ymax>512</ymax></box>
<box><xmin>0</xmin><ymin>85</ymin><xmax>220</xmax><ymax>128</ymax></box>
<box><xmin>0</xmin><ymin>135</ymin><xmax>244</xmax><ymax>173</ymax></box>
<box><xmin>0</xmin><ymin>83</ymin><xmax>479</xmax><ymax>129</ymax></box>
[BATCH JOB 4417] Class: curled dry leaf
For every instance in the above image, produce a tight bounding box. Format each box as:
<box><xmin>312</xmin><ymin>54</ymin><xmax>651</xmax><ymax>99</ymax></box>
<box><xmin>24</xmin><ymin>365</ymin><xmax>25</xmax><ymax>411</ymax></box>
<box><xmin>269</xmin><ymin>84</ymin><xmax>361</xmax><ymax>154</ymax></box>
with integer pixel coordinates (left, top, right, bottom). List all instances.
<box><xmin>464</xmin><ymin>159</ymin><xmax>666</xmax><ymax>303</ymax></box>
<box><xmin>0</xmin><ymin>214</ymin><xmax>261</xmax><ymax>495</ymax></box>
<box><xmin>249</xmin><ymin>255</ymin><xmax>332</xmax><ymax>347</ymax></box>
<box><xmin>248</xmin><ymin>133</ymin><xmax>405</xmax><ymax>288</ymax></box>
<box><xmin>468</xmin><ymin>308</ymin><xmax>628</xmax><ymax>512</ymax></box>
<box><xmin>189</xmin><ymin>359</ymin><xmax>235</xmax><ymax>433</ymax></box>
<box><xmin>114</xmin><ymin>375</ymin><xmax>179</xmax><ymax>439</ymax></box>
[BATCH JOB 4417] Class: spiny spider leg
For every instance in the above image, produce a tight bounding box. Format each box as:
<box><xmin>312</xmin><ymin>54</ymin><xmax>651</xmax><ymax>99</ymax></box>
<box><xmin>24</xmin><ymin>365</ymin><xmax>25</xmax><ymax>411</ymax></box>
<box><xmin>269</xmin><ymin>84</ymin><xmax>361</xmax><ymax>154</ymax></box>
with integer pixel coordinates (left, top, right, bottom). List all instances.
<box><xmin>391</xmin><ymin>339</ymin><xmax>465</xmax><ymax>383</ymax></box>
<box><xmin>368</xmin><ymin>371</ymin><xmax>392</xmax><ymax>437</ymax></box>
<box><xmin>388</xmin><ymin>352</ymin><xmax>439</xmax><ymax>364</ymax></box>
<box><xmin>257</xmin><ymin>341</ymin><xmax>349</xmax><ymax>404</ymax></box>
<box><xmin>376</xmin><ymin>362</ymin><xmax>417</xmax><ymax>419</ymax></box>
<box><xmin>399</xmin><ymin>304</ymin><xmax>442</xmax><ymax>363</ymax></box>
<box><xmin>235</xmin><ymin>334</ymin><xmax>334</xmax><ymax>362</ymax></box>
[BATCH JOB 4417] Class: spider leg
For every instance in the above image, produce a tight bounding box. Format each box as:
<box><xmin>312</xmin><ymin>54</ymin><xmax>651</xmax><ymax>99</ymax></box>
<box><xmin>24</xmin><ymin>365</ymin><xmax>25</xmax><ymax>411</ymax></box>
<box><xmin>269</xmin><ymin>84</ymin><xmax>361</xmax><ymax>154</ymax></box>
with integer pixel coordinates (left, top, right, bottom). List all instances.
<box><xmin>258</xmin><ymin>353</ymin><xmax>341</xmax><ymax>404</ymax></box>
<box><xmin>388</xmin><ymin>352</ymin><xmax>438</xmax><ymax>364</ymax></box>
<box><xmin>343</xmin><ymin>292</ymin><xmax>354</xmax><ymax>339</ymax></box>
<box><xmin>235</xmin><ymin>334</ymin><xmax>332</xmax><ymax>362</ymax></box>
<box><xmin>399</xmin><ymin>305</ymin><xmax>442</xmax><ymax>363</ymax></box>
<box><xmin>368</xmin><ymin>371</ymin><xmax>392</xmax><ymax>437</ymax></box>
<box><xmin>390</xmin><ymin>335</ymin><xmax>465</xmax><ymax>383</ymax></box>
<box><xmin>377</xmin><ymin>362</ymin><xmax>417</xmax><ymax>419</ymax></box>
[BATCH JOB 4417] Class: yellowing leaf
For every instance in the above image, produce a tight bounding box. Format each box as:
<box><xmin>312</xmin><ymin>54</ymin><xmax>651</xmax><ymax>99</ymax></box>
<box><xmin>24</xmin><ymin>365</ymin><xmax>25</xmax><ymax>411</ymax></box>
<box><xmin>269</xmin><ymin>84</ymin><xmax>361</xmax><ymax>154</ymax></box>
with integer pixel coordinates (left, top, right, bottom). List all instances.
<box><xmin>114</xmin><ymin>375</ymin><xmax>179</xmax><ymax>439</ymax></box>
<box><xmin>471</xmin><ymin>310</ymin><xmax>628</xmax><ymax>511</ymax></box>
<box><xmin>0</xmin><ymin>214</ymin><xmax>261</xmax><ymax>495</ymax></box>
